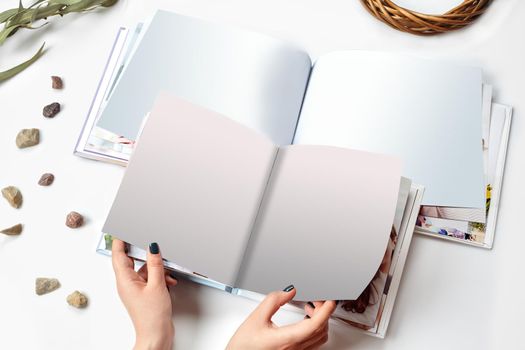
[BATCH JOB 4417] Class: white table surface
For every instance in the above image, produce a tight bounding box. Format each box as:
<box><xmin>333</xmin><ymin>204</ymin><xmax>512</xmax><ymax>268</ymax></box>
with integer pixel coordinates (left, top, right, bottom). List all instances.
<box><xmin>1</xmin><ymin>1</ymin><xmax>524</xmax><ymax>349</ymax></box>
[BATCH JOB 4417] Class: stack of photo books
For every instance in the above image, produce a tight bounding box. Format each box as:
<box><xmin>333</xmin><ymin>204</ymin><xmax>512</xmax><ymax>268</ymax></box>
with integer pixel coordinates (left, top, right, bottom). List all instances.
<box><xmin>76</xmin><ymin>10</ymin><xmax>512</xmax><ymax>338</ymax></box>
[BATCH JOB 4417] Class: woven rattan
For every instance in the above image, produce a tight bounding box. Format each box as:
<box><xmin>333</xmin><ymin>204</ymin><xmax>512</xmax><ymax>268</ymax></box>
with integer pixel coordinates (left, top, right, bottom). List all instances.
<box><xmin>360</xmin><ymin>0</ymin><xmax>492</xmax><ymax>36</ymax></box>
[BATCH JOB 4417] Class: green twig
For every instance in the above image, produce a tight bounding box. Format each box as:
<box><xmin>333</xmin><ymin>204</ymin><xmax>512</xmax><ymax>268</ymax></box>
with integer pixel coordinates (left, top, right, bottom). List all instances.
<box><xmin>0</xmin><ymin>41</ymin><xmax>45</xmax><ymax>81</ymax></box>
<box><xmin>0</xmin><ymin>0</ymin><xmax>118</xmax><ymax>82</ymax></box>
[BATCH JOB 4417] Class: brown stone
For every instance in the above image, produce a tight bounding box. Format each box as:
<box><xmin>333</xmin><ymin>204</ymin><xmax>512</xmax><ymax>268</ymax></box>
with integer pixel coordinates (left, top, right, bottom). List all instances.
<box><xmin>43</xmin><ymin>102</ymin><xmax>61</xmax><ymax>118</ymax></box>
<box><xmin>66</xmin><ymin>211</ymin><xmax>84</xmax><ymax>228</ymax></box>
<box><xmin>66</xmin><ymin>291</ymin><xmax>88</xmax><ymax>308</ymax></box>
<box><xmin>15</xmin><ymin>128</ymin><xmax>40</xmax><ymax>148</ymax></box>
<box><xmin>38</xmin><ymin>173</ymin><xmax>55</xmax><ymax>186</ymax></box>
<box><xmin>35</xmin><ymin>278</ymin><xmax>60</xmax><ymax>295</ymax></box>
<box><xmin>1</xmin><ymin>223</ymin><xmax>22</xmax><ymax>235</ymax></box>
<box><xmin>1</xmin><ymin>186</ymin><xmax>22</xmax><ymax>208</ymax></box>
<box><xmin>51</xmin><ymin>76</ymin><xmax>63</xmax><ymax>89</ymax></box>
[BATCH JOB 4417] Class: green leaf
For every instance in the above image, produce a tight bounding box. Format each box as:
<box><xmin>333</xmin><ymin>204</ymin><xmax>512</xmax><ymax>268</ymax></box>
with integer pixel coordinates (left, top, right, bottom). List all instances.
<box><xmin>61</xmin><ymin>0</ymin><xmax>104</xmax><ymax>13</ymax></box>
<box><xmin>20</xmin><ymin>22</ymin><xmax>48</xmax><ymax>30</ymax></box>
<box><xmin>0</xmin><ymin>42</ymin><xmax>45</xmax><ymax>82</ymax></box>
<box><xmin>30</xmin><ymin>7</ymin><xmax>39</xmax><ymax>23</ymax></box>
<box><xmin>27</xmin><ymin>0</ymin><xmax>48</xmax><ymax>10</ymax></box>
<box><xmin>5</xmin><ymin>7</ymin><xmax>30</xmax><ymax>27</ymax></box>
<box><xmin>0</xmin><ymin>0</ymin><xmax>118</xmax><ymax>82</ymax></box>
<box><xmin>0</xmin><ymin>8</ymin><xmax>19</xmax><ymax>23</ymax></box>
<box><xmin>48</xmin><ymin>0</ymin><xmax>83</xmax><ymax>5</ymax></box>
<box><xmin>0</xmin><ymin>25</ymin><xmax>21</xmax><ymax>45</ymax></box>
<box><xmin>101</xmin><ymin>0</ymin><xmax>118</xmax><ymax>7</ymax></box>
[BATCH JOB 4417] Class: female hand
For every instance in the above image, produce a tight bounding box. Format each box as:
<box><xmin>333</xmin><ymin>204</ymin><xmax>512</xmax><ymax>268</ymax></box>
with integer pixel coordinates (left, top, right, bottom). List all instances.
<box><xmin>112</xmin><ymin>239</ymin><xmax>178</xmax><ymax>350</ymax></box>
<box><xmin>227</xmin><ymin>286</ymin><xmax>336</xmax><ymax>350</ymax></box>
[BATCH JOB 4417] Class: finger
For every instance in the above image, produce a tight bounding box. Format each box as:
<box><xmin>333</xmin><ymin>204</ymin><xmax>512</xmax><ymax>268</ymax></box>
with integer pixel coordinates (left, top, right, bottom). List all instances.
<box><xmin>304</xmin><ymin>303</ymin><xmax>315</xmax><ymax>318</ymax></box>
<box><xmin>287</xmin><ymin>321</ymin><xmax>328</xmax><ymax>348</ymax></box>
<box><xmin>137</xmin><ymin>264</ymin><xmax>148</xmax><ymax>281</ymax></box>
<box><xmin>138</xmin><ymin>260</ymin><xmax>177</xmax><ymax>287</ymax></box>
<box><xmin>281</xmin><ymin>301</ymin><xmax>335</xmax><ymax>342</ymax></box>
<box><xmin>303</xmin><ymin>332</ymin><xmax>329</xmax><ymax>350</ymax></box>
<box><xmin>253</xmin><ymin>285</ymin><xmax>296</xmax><ymax>323</ymax></box>
<box><xmin>111</xmin><ymin>238</ymin><xmax>136</xmax><ymax>281</ymax></box>
<box><xmin>146</xmin><ymin>242</ymin><xmax>166</xmax><ymax>287</ymax></box>
<box><xmin>308</xmin><ymin>301</ymin><xmax>333</xmax><ymax>318</ymax></box>
<box><xmin>165</xmin><ymin>273</ymin><xmax>178</xmax><ymax>287</ymax></box>
<box><xmin>301</xmin><ymin>323</ymin><xmax>329</xmax><ymax>349</ymax></box>
<box><xmin>313</xmin><ymin>301</ymin><xmax>324</xmax><ymax>309</ymax></box>
<box><xmin>308</xmin><ymin>300</ymin><xmax>336</xmax><ymax>329</ymax></box>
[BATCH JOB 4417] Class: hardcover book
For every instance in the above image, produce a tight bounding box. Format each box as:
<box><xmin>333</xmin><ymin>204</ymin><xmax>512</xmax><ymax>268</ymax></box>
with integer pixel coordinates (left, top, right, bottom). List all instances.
<box><xmin>76</xmin><ymin>11</ymin><xmax>511</xmax><ymax>249</ymax></box>
<box><xmin>78</xmin><ymin>9</ymin><xmax>512</xmax><ymax>338</ymax></box>
<box><xmin>99</xmin><ymin>93</ymin><xmax>424</xmax><ymax>337</ymax></box>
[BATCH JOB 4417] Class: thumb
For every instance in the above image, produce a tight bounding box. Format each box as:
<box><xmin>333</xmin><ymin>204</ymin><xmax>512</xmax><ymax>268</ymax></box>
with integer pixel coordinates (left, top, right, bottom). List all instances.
<box><xmin>146</xmin><ymin>242</ymin><xmax>166</xmax><ymax>287</ymax></box>
<box><xmin>255</xmin><ymin>285</ymin><xmax>296</xmax><ymax>322</ymax></box>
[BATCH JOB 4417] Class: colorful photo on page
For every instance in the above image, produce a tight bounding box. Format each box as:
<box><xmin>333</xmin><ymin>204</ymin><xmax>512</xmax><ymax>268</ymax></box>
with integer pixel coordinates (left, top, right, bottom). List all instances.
<box><xmin>416</xmin><ymin>215</ymin><xmax>486</xmax><ymax>243</ymax></box>
<box><xmin>85</xmin><ymin>126</ymin><xmax>136</xmax><ymax>158</ymax></box>
<box><xmin>418</xmin><ymin>184</ymin><xmax>492</xmax><ymax>223</ymax></box>
<box><xmin>416</xmin><ymin>184</ymin><xmax>491</xmax><ymax>244</ymax></box>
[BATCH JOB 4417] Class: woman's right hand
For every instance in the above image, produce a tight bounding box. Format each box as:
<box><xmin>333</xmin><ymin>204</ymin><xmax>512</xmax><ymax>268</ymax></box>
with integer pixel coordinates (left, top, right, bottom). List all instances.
<box><xmin>227</xmin><ymin>285</ymin><xmax>336</xmax><ymax>350</ymax></box>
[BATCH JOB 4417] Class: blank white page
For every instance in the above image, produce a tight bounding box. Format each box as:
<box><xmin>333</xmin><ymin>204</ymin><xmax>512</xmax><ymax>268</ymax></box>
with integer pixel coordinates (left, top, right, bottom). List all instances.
<box><xmin>237</xmin><ymin>145</ymin><xmax>402</xmax><ymax>301</ymax></box>
<box><xmin>294</xmin><ymin>51</ymin><xmax>484</xmax><ymax>208</ymax></box>
<box><xmin>97</xmin><ymin>10</ymin><xmax>311</xmax><ymax>145</ymax></box>
<box><xmin>103</xmin><ymin>93</ymin><xmax>277</xmax><ymax>286</ymax></box>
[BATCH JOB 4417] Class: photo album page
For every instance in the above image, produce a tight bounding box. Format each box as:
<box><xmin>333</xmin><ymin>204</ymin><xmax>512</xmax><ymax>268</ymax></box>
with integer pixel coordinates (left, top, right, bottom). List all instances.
<box><xmin>293</xmin><ymin>51</ymin><xmax>484</xmax><ymax>209</ymax></box>
<box><xmin>102</xmin><ymin>93</ymin><xmax>403</xmax><ymax>301</ymax></box>
<box><xmin>96</xmin><ymin>10</ymin><xmax>312</xmax><ymax>146</ymax></box>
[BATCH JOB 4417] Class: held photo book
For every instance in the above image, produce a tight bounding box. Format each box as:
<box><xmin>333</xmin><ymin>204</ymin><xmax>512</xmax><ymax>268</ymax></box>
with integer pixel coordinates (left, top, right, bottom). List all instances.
<box><xmin>99</xmin><ymin>93</ymin><xmax>424</xmax><ymax>338</ymax></box>
<box><xmin>76</xmin><ymin>10</ymin><xmax>511</xmax><ymax>248</ymax></box>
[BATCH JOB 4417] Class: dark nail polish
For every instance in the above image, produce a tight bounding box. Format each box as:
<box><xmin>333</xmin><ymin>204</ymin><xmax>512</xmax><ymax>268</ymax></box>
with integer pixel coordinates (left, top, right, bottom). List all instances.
<box><xmin>307</xmin><ymin>301</ymin><xmax>315</xmax><ymax>309</ymax></box>
<box><xmin>283</xmin><ymin>284</ymin><xmax>294</xmax><ymax>292</ymax></box>
<box><xmin>149</xmin><ymin>242</ymin><xmax>159</xmax><ymax>254</ymax></box>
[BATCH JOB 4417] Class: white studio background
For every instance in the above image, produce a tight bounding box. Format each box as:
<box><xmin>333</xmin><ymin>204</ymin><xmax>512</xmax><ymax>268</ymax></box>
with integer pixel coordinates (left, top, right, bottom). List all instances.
<box><xmin>0</xmin><ymin>1</ymin><xmax>523</xmax><ymax>349</ymax></box>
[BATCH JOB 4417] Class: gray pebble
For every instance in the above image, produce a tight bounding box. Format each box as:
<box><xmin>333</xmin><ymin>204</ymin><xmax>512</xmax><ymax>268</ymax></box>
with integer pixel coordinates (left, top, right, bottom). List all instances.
<box><xmin>16</xmin><ymin>128</ymin><xmax>40</xmax><ymax>148</ymax></box>
<box><xmin>35</xmin><ymin>278</ymin><xmax>60</xmax><ymax>295</ymax></box>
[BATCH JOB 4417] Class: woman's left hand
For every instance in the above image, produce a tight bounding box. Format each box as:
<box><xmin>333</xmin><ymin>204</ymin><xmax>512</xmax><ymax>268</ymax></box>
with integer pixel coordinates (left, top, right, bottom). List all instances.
<box><xmin>112</xmin><ymin>239</ymin><xmax>178</xmax><ymax>350</ymax></box>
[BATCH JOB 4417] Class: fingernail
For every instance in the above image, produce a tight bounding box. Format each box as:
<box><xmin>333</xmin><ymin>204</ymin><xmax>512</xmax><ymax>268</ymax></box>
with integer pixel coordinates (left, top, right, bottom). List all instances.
<box><xmin>169</xmin><ymin>272</ymin><xmax>178</xmax><ymax>281</ymax></box>
<box><xmin>307</xmin><ymin>301</ymin><xmax>315</xmax><ymax>309</ymax></box>
<box><xmin>149</xmin><ymin>242</ymin><xmax>159</xmax><ymax>254</ymax></box>
<box><xmin>283</xmin><ymin>284</ymin><xmax>294</xmax><ymax>292</ymax></box>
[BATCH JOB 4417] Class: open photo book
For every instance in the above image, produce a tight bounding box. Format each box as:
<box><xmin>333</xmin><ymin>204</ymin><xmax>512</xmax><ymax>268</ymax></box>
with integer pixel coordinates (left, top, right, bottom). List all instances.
<box><xmin>98</xmin><ymin>93</ymin><xmax>424</xmax><ymax>337</ymax></box>
<box><xmin>77</xmin><ymin>10</ymin><xmax>511</xmax><ymax>249</ymax></box>
<box><xmin>76</xmin><ymin>8</ymin><xmax>511</xmax><ymax>338</ymax></box>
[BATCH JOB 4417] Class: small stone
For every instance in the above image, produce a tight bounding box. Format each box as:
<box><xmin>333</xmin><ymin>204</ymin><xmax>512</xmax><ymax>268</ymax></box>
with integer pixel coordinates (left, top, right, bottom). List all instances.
<box><xmin>38</xmin><ymin>173</ymin><xmax>55</xmax><ymax>186</ymax></box>
<box><xmin>35</xmin><ymin>277</ymin><xmax>60</xmax><ymax>295</ymax></box>
<box><xmin>1</xmin><ymin>223</ymin><xmax>23</xmax><ymax>235</ymax></box>
<box><xmin>51</xmin><ymin>76</ymin><xmax>63</xmax><ymax>89</ymax></box>
<box><xmin>66</xmin><ymin>291</ymin><xmax>88</xmax><ymax>308</ymax></box>
<box><xmin>1</xmin><ymin>186</ymin><xmax>23</xmax><ymax>208</ymax></box>
<box><xmin>16</xmin><ymin>128</ymin><xmax>40</xmax><ymax>148</ymax></box>
<box><xmin>43</xmin><ymin>102</ymin><xmax>61</xmax><ymax>118</ymax></box>
<box><xmin>66</xmin><ymin>211</ymin><xmax>84</xmax><ymax>228</ymax></box>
